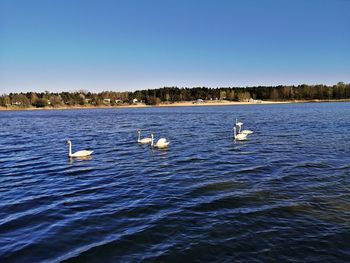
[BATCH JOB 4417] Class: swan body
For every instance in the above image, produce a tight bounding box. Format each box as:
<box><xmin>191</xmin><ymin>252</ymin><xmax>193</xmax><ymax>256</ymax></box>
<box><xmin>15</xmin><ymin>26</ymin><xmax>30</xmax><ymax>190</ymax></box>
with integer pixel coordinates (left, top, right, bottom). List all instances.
<box><xmin>240</xmin><ymin>129</ymin><xmax>254</xmax><ymax>135</ymax></box>
<box><xmin>67</xmin><ymin>140</ymin><xmax>93</xmax><ymax>157</ymax></box>
<box><xmin>138</xmin><ymin>129</ymin><xmax>152</xmax><ymax>144</ymax></box>
<box><xmin>233</xmin><ymin>127</ymin><xmax>248</xmax><ymax>141</ymax></box>
<box><xmin>151</xmin><ymin>133</ymin><xmax>170</xmax><ymax>149</ymax></box>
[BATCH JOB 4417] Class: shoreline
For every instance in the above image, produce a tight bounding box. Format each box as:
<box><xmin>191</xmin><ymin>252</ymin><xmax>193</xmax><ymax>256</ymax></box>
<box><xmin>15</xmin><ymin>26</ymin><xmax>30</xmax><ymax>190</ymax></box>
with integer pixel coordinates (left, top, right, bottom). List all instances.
<box><xmin>0</xmin><ymin>99</ymin><xmax>349</xmax><ymax>111</ymax></box>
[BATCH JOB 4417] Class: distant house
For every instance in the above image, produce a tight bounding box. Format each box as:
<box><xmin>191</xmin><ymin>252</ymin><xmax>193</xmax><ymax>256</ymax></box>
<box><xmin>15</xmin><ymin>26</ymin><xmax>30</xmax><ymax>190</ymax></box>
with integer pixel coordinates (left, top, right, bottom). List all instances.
<box><xmin>248</xmin><ymin>98</ymin><xmax>262</xmax><ymax>103</ymax></box>
<box><xmin>11</xmin><ymin>101</ymin><xmax>22</xmax><ymax>105</ymax></box>
<box><xmin>115</xmin><ymin>99</ymin><xmax>123</xmax><ymax>104</ymax></box>
<box><xmin>132</xmin><ymin>98</ymin><xmax>138</xmax><ymax>103</ymax></box>
<box><xmin>103</xmin><ymin>99</ymin><xmax>111</xmax><ymax>104</ymax></box>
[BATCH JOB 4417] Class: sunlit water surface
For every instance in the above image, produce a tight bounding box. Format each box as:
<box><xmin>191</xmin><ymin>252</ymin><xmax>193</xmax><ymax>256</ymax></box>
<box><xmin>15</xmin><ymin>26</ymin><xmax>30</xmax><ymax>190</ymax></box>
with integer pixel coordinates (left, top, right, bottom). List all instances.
<box><xmin>1</xmin><ymin>102</ymin><xmax>350</xmax><ymax>262</ymax></box>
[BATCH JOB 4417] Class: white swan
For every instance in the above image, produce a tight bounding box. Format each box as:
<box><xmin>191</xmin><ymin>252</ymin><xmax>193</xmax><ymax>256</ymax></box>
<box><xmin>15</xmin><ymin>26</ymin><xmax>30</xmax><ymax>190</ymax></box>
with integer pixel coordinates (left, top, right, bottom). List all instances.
<box><xmin>67</xmin><ymin>140</ymin><xmax>93</xmax><ymax>157</ymax></box>
<box><xmin>238</xmin><ymin>125</ymin><xmax>254</xmax><ymax>135</ymax></box>
<box><xmin>138</xmin><ymin>129</ymin><xmax>152</xmax><ymax>144</ymax></box>
<box><xmin>151</xmin><ymin>133</ymin><xmax>170</xmax><ymax>149</ymax></box>
<box><xmin>233</xmin><ymin>126</ymin><xmax>248</xmax><ymax>141</ymax></box>
<box><xmin>235</xmin><ymin>118</ymin><xmax>254</xmax><ymax>135</ymax></box>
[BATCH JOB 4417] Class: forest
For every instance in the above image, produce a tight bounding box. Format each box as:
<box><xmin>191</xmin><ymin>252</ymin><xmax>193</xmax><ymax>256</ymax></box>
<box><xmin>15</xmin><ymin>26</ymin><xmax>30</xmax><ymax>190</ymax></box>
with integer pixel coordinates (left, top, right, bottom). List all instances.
<box><xmin>1</xmin><ymin>82</ymin><xmax>350</xmax><ymax>108</ymax></box>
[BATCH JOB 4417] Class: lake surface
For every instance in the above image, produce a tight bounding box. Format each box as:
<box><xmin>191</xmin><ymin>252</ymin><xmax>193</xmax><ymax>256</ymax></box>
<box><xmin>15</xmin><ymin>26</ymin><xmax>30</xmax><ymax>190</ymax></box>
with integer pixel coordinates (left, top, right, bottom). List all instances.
<box><xmin>1</xmin><ymin>102</ymin><xmax>350</xmax><ymax>262</ymax></box>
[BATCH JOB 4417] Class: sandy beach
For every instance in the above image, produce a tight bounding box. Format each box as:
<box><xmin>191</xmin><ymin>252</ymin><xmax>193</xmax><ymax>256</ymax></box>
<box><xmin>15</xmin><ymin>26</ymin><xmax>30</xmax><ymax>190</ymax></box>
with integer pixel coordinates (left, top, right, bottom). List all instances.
<box><xmin>156</xmin><ymin>100</ymin><xmax>291</xmax><ymax>107</ymax></box>
<box><xmin>1</xmin><ymin>99</ymin><xmax>349</xmax><ymax>111</ymax></box>
<box><xmin>0</xmin><ymin>100</ymin><xmax>290</xmax><ymax>111</ymax></box>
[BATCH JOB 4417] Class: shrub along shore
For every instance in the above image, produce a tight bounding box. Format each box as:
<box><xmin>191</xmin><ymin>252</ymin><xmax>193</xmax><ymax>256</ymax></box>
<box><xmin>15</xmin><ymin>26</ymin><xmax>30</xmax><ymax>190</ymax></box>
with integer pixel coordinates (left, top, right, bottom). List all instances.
<box><xmin>1</xmin><ymin>83</ymin><xmax>349</xmax><ymax>110</ymax></box>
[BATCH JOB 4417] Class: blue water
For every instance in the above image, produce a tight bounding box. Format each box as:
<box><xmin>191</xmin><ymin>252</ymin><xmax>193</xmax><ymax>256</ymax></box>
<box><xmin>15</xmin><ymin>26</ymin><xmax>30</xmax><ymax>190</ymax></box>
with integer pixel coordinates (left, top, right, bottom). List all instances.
<box><xmin>1</xmin><ymin>102</ymin><xmax>350</xmax><ymax>262</ymax></box>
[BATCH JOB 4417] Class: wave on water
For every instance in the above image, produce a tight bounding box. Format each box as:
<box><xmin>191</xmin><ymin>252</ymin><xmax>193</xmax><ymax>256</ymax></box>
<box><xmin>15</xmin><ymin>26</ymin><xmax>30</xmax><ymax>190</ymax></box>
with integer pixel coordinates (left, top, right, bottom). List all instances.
<box><xmin>1</xmin><ymin>103</ymin><xmax>350</xmax><ymax>261</ymax></box>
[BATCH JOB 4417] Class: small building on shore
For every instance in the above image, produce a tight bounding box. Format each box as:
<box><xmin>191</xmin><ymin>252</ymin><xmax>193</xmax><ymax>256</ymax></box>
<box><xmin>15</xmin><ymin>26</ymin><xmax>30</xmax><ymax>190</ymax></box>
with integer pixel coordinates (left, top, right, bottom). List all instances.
<box><xmin>248</xmin><ymin>98</ymin><xmax>262</xmax><ymax>103</ymax></box>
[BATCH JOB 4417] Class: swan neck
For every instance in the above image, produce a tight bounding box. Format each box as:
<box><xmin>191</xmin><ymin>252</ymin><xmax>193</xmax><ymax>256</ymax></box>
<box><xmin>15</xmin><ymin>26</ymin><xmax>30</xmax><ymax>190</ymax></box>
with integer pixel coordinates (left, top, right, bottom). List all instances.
<box><xmin>138</xmin><ymin>131</ymin><xmax>140</xmax><ymax>142</ymax></box>
<box><xmin>233</xmin><ymin>127</ymin><xmax>236</xmax><ymax>139</ymax></box>
<box><xmin>68</xmin><ymin>142</ymin><xmax>72</xmax><ymax>156</ymax></box>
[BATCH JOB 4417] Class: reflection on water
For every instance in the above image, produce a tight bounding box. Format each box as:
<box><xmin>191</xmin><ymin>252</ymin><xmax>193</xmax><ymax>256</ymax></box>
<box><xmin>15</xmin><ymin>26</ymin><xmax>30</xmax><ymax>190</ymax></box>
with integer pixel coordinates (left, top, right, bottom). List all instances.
<box><xmin>69</xmin><ymin>156</ymin><xmax>93</xmax><ymax>163</ymax></box>
<box><xmin>0</xmin><ymin>102</ymin><xmax>350</xmax><ymax>262</ymax></box>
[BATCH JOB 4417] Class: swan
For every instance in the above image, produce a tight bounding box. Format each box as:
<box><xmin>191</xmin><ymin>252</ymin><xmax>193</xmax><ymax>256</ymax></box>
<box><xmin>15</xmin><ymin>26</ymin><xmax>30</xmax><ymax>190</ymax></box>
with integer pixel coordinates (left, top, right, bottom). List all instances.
<box><xmin>233</xmin><ymin>126</ymin><xmax>248</xmax><ymax>141</ymax></box>
<box><xmin>138</xmin><ymin>129</ymin><xmax>152</xmax><ymax>144</ymax></box>
<box><xmin>237</xmin><ymin>125</ymin><xmax>254</xmax><ymax>135</ymax></box>
<box><xmin>235</xmin><ymin>118</ymin><xmax>254</xmax><ymax>135</ymax></box>
<box><xmin>67</xmin><ymin>140</ymin><xmax>93</xmax><ymax>157</ymax></box>
<box><xmin>151</xmin><ymin>133</ymin><xmax>170</xmax><ymax>149</ymax></box>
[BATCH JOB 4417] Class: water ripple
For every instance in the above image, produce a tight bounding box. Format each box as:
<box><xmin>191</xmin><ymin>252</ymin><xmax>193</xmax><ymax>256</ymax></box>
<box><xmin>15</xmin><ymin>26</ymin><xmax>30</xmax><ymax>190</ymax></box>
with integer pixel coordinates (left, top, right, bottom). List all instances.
<box><xmin>1</xmin><ymin>103</ymin><xmax>350</xmax><ymax>261</ymax></box>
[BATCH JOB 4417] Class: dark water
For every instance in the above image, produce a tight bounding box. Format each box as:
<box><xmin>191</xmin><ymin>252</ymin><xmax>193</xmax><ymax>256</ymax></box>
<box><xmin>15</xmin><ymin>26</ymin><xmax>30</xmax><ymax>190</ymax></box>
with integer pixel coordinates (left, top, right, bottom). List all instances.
<box><xmin>1</xmin><ymin>102</ymin><xmax>350</xmax><ymax>262</ymax></box>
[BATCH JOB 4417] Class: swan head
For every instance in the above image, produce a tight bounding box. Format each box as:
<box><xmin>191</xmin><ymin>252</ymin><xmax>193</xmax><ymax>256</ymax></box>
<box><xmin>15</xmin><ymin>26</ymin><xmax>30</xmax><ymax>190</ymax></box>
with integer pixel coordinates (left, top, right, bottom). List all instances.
<box><xmin>138</xmin><ymin>129</ymin><xmax>140</xmax><ymax>133</ymax></box>
<box><xmin>67</xmin><ymin>140</ymin><xmax>72</xmax><ymax>144</ymax></box>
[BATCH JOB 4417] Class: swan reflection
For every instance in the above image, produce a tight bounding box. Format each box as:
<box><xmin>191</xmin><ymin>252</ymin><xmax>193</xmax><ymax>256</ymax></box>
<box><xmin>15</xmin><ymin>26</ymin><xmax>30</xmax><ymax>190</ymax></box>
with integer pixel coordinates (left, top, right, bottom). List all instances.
<box><xmin>69</xmin><ymin>155</ymin><xmax>93</xmax><ymax>164</ymax></box>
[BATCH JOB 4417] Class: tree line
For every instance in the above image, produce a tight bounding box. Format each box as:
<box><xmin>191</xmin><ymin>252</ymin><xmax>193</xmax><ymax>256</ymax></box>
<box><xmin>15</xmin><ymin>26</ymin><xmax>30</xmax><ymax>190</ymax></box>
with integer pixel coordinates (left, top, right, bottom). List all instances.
<box><xmin>1</xmin><ymin>83</ymin><xmax>349</xmax><ymax>108</ymax></box>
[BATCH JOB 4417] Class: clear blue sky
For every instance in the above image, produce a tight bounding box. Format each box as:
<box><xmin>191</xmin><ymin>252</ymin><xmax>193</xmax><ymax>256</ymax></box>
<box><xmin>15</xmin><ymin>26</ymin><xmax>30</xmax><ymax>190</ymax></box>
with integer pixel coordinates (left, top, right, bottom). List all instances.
<box><xmin>1</xmin><ymin>0</ymin><xmax>349</xmax><ymax>93</ymax></box>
